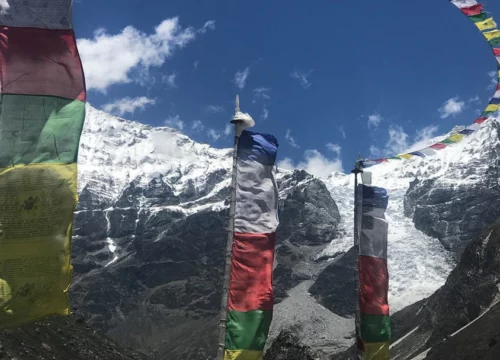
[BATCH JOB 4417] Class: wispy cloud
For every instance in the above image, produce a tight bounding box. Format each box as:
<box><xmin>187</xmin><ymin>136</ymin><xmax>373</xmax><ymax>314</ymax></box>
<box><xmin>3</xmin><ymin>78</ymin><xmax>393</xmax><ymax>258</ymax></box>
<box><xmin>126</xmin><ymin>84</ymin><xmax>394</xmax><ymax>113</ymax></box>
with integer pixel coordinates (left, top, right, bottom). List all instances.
<box><xmin>198</xmin><ymin>20</ymin><xmax>216</xmax><ymax>34</ymax></box>
<box><xmin>438</xmin><ymin>97</ymin><xmax>465</xmax><ymax>118</ymax></box>
<box><xmin>253</xmin><ymin>87</ymin><xmax>271</xmax><ymax>100</ymax></box>
<box><xmin>194</xmin><ymin>61</ymin><xmax>199</xmax><ymax>70</ymax></box>
<box><xmin>162</xmin><ymin>73</ymin><xmax>177</xmax><ymax>88</ymax></box>
<box><xmin>205</xmin><ymin>105</ymin><xmax>225</xmax><ymax>113</ymax></box>
<box><xmin>224</xmin><ymin>124</ymin><xmax>232</xmax><ymax>136</ymax></box>
<box><xmin>369</xmin><ymin>145</ymin><xmax>381</xmax><ymax>158</ymax></box>
<box><xmin>488</xmin><ymin>71</ymin><xmax>498</xmax><ymax>89</ymax></box>
<box><xmin>326</xmin><ymin>143</ymin><xmax>341</xmax><ymax>157</ymax></box>
<box><xmin>339</xmin><ymin>126</ymin><xmax>346</xmax><ymax>139</ymax></box>
<box><xmin>207</xmin><ymin>129</ymin><xmax>221</xmax><ymax>141</ymax></box>
<box><xmin>290</xmin><ymin>69</ymin><xmax>313</xmax><ymax>89</ymax></box>
<box><xmin>234</xmin><ymin>67</ymin><xmax>250</xmax><ymax>89</ymax></box>
<box><xmin>386</xmin><ymin>125</ymin><xmax>409</xmax><ymax>155</ymax></box>
<box><xmin>278</xmin><ymin>149</ymin><xmax>344</xmax><ymax>177</ymax></box>
<box><xmin>368</xmin><ymin>113</ymin><xmax>382</xmax><ymax>128</ymax></box>
<box><xmin>415</xmin><ymin>125</ymin><xmax>438</xmax><ymax>143</ymax></box>
<box><xmin>285</xmin><ymin>129</ymin><xmax>299</xmax><ymax>148</ymax></box>
<box><xmin>192</xmin><ymin>120</ymin><xmax>203</xmax><ymax>131</ymax></box>
<box><xmin>369</xmin><ymin>124</ymin><xmax>439</xmax><ymax>158</ymax></box>
<box><xmin>77</xmin><ymin>17</ymin><xmax>214</xmax><ymax>92</ymax></box>
<box><xmin>192</xmin><ymin>120</ymin><xmax>229</xmax><ymax>141</ymax></box>
<box><xmin>165</xmin><ymin>115</ymin><xmax>184</xmax><ymax>130</ymax></box>
<box><xmin>103</xmin><ymin>96</ymin><xmax>156</xmax><ymax>116</ymax></box>
<box><xmin>468</xmin><ymin>96</ymin><xmax>480</xmax><ymax>104</ymax></box>
<box><xmin>261</xmin><ymin>107</ymin><xmax>269</xmax><ymax>120</ymax></box>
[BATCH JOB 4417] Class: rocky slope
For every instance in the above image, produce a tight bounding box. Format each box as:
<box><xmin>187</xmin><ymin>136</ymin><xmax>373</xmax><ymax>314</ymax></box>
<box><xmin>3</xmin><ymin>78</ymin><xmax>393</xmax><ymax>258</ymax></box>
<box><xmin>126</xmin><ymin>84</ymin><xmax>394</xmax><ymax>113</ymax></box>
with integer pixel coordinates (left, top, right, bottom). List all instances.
<box><xmin>0</xmin><ymin>315</ymin><xmax>150</xmax><ymax>360</ymax></box>
<box><xmin>389</xmin><ymin>217</ymin><xmax>500</xmax><ymax>359</ymax></box>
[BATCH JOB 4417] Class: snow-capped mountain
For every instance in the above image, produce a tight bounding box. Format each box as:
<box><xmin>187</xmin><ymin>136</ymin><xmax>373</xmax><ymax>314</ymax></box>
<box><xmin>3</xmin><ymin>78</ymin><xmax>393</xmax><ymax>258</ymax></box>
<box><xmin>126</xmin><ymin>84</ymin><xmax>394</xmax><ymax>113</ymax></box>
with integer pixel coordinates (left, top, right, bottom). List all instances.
<box><xmin>71</xmin><ymin>104</ymin><xmax>500</xmax><ymax>359</ymax></box>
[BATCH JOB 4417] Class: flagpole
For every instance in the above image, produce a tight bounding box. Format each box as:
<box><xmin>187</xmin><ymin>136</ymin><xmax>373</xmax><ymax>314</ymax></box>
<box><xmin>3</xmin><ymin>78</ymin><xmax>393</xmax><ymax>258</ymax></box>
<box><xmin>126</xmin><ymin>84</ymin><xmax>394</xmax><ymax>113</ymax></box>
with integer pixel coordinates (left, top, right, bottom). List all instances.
<box><xmin>351</xmin><ymin>159</ymin><xmax>363</xmax><ymax>360</ymax></box>
<box><xmin>216</xmin><ymin>95</ymin><xmax>243</xmax><ymax>360</ymax></box>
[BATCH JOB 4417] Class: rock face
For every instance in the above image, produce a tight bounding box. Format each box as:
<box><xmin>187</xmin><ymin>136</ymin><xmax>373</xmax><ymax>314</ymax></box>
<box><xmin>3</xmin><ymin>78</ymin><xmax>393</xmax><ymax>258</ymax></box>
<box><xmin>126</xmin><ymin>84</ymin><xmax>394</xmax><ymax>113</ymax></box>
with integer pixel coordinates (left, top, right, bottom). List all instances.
<box><xmin>69</xmin><ymin>110</ymin><xmax>342</xmax><ymax>360</ymax></box>
<box><xmin>0</xmin><ymin>315</ymin><xmax>150</xmax><ymax>360</ymax></box>
<box><xmin>308</xmin><ymin>247</ymin><xmax>355</xmax><ymax>317</ymax></box>
<box><xmin>263</xmin><ymin>330</ymin><xmax>329</xmax><ymax>360</ymax></box>
<box><xmin>404</xmin><ymin>121</ymin><xmax>500</xmax><ymax>258</ymax></box>
<box><xmin>390</xmin><ymin>217</ymin><xmax>500</xmax><ymax>360</ymax></box>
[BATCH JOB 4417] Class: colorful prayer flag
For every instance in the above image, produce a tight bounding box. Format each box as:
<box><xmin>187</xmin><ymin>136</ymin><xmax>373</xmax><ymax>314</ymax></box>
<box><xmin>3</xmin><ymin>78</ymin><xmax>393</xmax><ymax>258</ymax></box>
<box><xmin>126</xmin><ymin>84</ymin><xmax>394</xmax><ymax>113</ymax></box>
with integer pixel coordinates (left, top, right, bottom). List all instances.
<box><xmin>0</xmin><ymin>0</ymin><xmax>86</xmax><ymax>329</ymax></box>
<box><xmin>357</xmin><ymin>185</ymin><xmax>390</xmax><ymax>360</ymax></box>
<box><xmin>460</xmin><ymin>3</ymin><xmax>483</xmax><ymax>16</ymax></box>
<box><xmin>476</xmin><ymin>17</ymin><xmax>497</xmax><ymax>31</ymax></box>
<box><xmin>224</xmin><ymin>131</ymin><xmax>279</xmax><ymax>360</ymax></box>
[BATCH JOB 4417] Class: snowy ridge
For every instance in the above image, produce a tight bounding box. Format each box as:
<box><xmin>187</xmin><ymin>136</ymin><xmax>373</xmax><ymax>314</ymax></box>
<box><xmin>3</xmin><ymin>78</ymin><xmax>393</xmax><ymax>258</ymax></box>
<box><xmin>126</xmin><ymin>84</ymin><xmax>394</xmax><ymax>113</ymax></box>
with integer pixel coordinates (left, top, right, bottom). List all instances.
<box><xmin>78</xmin><ymin>104</ymin><xmax>233</xmax><ymax>213</ymax></box>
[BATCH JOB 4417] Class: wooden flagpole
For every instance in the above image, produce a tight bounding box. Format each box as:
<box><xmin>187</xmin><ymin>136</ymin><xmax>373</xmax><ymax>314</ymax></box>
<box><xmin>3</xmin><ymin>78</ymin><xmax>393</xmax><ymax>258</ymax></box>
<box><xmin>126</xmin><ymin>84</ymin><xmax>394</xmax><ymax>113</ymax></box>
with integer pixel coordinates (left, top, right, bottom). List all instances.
<box><xmin>216</xmin><ymin>95</ymin><xmax>243</xmax><ymax>360</ymax></box>
<box><xmin>351</xmin><ymin>158</ymin><xmax>363</xmax><ymax>360</ymax></box>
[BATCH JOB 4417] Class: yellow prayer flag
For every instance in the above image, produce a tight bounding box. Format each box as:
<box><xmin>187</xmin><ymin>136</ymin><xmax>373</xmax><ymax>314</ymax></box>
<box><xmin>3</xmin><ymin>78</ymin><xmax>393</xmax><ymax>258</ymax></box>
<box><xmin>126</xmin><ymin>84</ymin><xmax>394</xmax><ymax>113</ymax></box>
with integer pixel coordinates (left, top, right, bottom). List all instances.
<box><xmin>363</xmin><ymin>342</ymin><xmax>390</xmax><ymax>360</ymax></box>
<box><xmin>483</xmin><ymin>29</ymin><xmax>500</xmax><ymax>41</ymax></box>
<box><xmin>0</xmin><ymin>164</ymin><xmax>77</xmax><ymax>329</ymax></box>
<box><xmin>485</xmin><ymin>103</ymin><xmax>500</xmax><ymax>112</ymax></box>
<box><xmin>448</xmin><ymin>134</ymin><xmax>464</xmax><ymax>143</ymax></box>
<box><xmin>476</xmin><ymin>18</ymin><xmax>497</xmax><ymax>31</ymax></box>
<box><xmin>398</xmin><ymin>154</ymin><xmax>413</xmax><ymax>160</ymax></box>
<box><xmin>224</xmin><ymin>350</ymin><xmax>263</xmax><ymax>360</ymax></box>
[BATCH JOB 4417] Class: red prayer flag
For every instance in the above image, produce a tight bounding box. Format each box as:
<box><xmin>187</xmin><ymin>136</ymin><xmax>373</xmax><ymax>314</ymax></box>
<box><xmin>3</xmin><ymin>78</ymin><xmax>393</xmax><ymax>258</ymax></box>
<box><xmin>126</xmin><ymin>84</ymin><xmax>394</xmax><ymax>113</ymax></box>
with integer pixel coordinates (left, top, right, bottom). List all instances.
<box><xmin>461</xmin><ymin>4</ymin><xmax>483</xmax><ymax>16</ymax></box>
<box><xmin>474</xmin><ymin>117</ymin><xmax>488</xmax><ymax>124</ymax></box>
<box><xmin>228</xmin><ymin>232</ymin><xmax>275</xmax><ymax>312</ymax></box>
<box><xmin>430</xmin><ymin>143</ymin><xmax>447</xmax><ymax>150</ymax></box>
<box><xmin>494</xmin><ymin>48</ymin><xmax>500</xmax><ymax>56</ymax></box>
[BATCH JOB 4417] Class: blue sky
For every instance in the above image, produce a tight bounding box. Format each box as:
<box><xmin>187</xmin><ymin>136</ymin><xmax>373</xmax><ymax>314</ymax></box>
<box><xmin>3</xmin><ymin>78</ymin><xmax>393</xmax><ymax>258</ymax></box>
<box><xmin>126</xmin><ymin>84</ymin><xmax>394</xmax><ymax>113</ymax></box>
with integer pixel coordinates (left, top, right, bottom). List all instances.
<box><xmin>74</xmin><ymin>0</ymin><xmax>500</xmax><ymax>176</ymax></box>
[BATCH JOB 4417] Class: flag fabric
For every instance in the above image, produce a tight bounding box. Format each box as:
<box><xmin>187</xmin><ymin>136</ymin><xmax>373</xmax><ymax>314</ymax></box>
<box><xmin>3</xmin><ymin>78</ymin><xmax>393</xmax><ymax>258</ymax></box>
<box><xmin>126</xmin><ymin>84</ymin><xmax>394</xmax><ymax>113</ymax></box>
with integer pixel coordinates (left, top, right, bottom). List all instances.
<box><xmin>360</xmin><ymin>0</ymin><xmax>499</xmax><ymax>169</ymax></box>
<box><xmin>0</xmin><ymin>0</ymin><xmax>86</xmax><ymax>328</ymax></box>
<box><xmin>357</xmin><ymin>185</ymin><xmax>390</xmax><ymax>360</ymax></box>
<box><xmin>476</xmin><ymin>18</ymin><xmax>497</xmax><ymax>31</ymax></box>
<box><xmin>224</xmin><ymin>131</ymin><xmax>279</xmax><ymax>360</ymax></box>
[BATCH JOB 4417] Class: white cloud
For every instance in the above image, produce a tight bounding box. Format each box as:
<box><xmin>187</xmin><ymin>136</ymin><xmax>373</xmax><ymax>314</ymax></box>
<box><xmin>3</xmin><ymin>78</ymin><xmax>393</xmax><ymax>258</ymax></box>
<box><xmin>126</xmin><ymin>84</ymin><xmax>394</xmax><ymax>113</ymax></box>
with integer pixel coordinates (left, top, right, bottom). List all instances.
<box><xmin>368</xmin><ymin>113</ymin><xmax>382</xmax><ymax>128</ymax></box>
<box><xmin>234</xmin><ymin>67</ymin><xmax>250</xmax><ymax>89</ymax></box>
<box><xmin>290</xmin><ymin>69</ymin><xmax>312</xmax><ymax>89</ymax></box>
<box><xmin>438</xmin><ymin>97</ymin><xmax>465</xmax><ymax>118</ymax></box>
<box><xmin>253</xmin><ymin>87</ymin><xmax>271</xmax><ymax>100</ymax></box>
<box><xmin>198</xmin><ymin>20</ymin><xmax>216</xmax><ymax>34</ymax></box>
<box><xmin>369</xmin><ymin>146</ymin><xmax>381</xmax><ymax>158</ymax></box>
<box><xmin>77</xmin><ymin>17</ymin><xmax>214</xmax><ymax>92</ymax></box>
<box><xmin>326</xmin><ymin>143</ymin><xmax>341</xmax><ymax>157</ymax></box>
<box><xmin>488</xmin><ymin>71</ymin><xmax>498</xmax><ymax>89</ymax></box>
<box><xmin>162</xmin><ymin>73</ymin><xmax>177</xmax><ymax>88</ymax></box>
<box><xmin>386</xmin><ymin>125</ymin><xmax>409</xmax><ymax>155</ymax></box>
<box><xmin>194</xmin><ymin>61</ymin><xmax>199</xmax><ymax>70</ymax></box>
<box><xmin>207</xmin><ymin>129</ymin><xmax>221</xmax><ymax>141</ymax></box>
<box><xmin>369</xmin><ymin>124</ymin><xmax>439</xmax><ymax>158</ymax></box>
<box><xmin>415</xmin><ymin>125</ymin><xmax>438</xmax><ymax>143</ymax></box>
<box><xmin>278</xmin><ymin>149</ymin><xmax>344</xmax><ymax>177</ymax></box>
<box><xmin>224</xmin><ymin>124</ymin><xmax>232</xmax><ymax>136</ymax></box>
<box><xmin>339</xmin><ymin>126</ymin><xmax>346</xmax><ymax>139</ymax></box>
<box><xmin>192</xmin><ymin>120</ymin><xmax>204</xmax><ymax>131</ymax></box>
<box><xmin>277</xmin><ymin>158</ymin><xmax>295</xmax><ymax>171</ymax></box>
<box><xmin>102</xmin><ymin>96</ymin><xmax>156</xmax><ymax>116</ymax></box>
<box><xmin>192</xmin><ymin>120</ymin><xmax>229</xmax><ymax>141</ymax></box>
<box><xmin>285</xmin><ymin>129</ymin><xmax>299</xmax><ymax>148</ymax></box>
<box><xmin>205</xmin><ymin>105</ymin><xmax>225</xmax><ymax>113</ymax></box>
<box><xmin>165</xmin><ymin>115</ymin><xmax>184</xmax><ymax>130</ymax></box>
<box><xmin>468</xmin><ymin>96</ymin><xmax>480</xmax><ymax>104</ymax></box>
<box><xmin>261</xmin><ymin>107</ymin><xmax>269</xmax><ymax>120</ymax></box>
